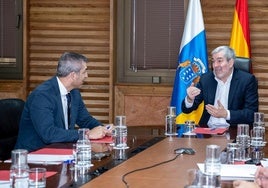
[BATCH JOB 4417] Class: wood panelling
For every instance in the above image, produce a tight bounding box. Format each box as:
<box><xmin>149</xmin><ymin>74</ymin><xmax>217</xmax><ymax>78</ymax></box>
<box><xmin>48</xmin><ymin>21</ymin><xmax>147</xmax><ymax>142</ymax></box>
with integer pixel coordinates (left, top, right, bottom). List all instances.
<box><xmin>1</xmin><ymin>0</ymin><xmax>268</xmax><ymax>126</ymax></box>
<box><xmin>25</xmin><ymin>0</ymin><xmax>113</xmax><ymax>123</ymax></box>
<box><xmin>0</xmin><ymin>81</ymin><xmax>24</xmax><ymax>99</ymax></box>
<box><xmin>115</xmin><ymin>85</ymin><xmax>173</xmax><ymax>127</ymax></box>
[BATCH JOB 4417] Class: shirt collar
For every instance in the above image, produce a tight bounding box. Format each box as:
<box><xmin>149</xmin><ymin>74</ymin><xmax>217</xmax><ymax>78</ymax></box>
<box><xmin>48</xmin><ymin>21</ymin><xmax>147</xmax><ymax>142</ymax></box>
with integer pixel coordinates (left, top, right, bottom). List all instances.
<box><xmin>56</xmin><ymin>77</ymin><xmax>68</xmax><ymax>96</ymax></box>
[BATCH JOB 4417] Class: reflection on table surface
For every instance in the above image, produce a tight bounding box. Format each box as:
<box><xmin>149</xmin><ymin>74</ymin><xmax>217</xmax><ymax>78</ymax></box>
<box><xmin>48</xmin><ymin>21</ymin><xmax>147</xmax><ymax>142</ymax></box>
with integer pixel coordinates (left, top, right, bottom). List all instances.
<box><xmin>2</xmin><ymin>130</ymin><xmax>268</xmax><ymax>188</ymax></box>
<box><xmin>0</xmin><ymin>135</ymin><xmax>165</xmax><ymax>188</ymax></box>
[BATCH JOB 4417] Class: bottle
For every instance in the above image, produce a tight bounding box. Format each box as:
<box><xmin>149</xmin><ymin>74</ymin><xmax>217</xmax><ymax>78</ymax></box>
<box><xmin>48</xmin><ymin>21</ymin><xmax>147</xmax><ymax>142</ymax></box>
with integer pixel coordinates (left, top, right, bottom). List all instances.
<box><xmin>114</xmin><ymin>123</ymin><xmax>128</xmax><ymax>149</ymax></box>
<box><xmin>113</xmin><ymin>116</ymin><xmax>128</xmax><ymax>149</ymax></box>
<box><xmin>75</xmin><ymin>128</ymin><xmax>92</xmax><ymax>174</ymax></box>
<box><xmin>165</xmin><ymin>106</ymin><xmax>178</xmax><ymax>136</ymax></box>
<box><xmin>10</xmin><ymin>149</ymin><xmax>29</xmax><ymax>188</ymax></box>
<box><xmin>203</xmin><ymin>145</ymin><xmax>221</xmax><ymax>188</ymax></box>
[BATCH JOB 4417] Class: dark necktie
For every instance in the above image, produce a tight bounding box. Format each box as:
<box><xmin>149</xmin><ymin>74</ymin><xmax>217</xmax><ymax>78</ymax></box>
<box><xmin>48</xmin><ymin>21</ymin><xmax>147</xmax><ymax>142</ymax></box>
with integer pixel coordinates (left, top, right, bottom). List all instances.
<box><xmin>66</xmin><ymin>93</ymin><xmax>71</xmax><ymax>129</ymax></box>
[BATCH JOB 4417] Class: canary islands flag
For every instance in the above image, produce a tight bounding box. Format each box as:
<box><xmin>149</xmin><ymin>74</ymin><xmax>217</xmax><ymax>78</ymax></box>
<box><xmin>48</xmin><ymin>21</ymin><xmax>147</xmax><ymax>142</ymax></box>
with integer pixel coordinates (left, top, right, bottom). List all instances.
<box><xmin>230</xmin><ymin>0</ymin><xmax>251</xmax><ymax>58</ymax></box>
<box><xmin>171</xmin><ymin>0</ymin><xmax>208</xmax><ymax>125</ymax></box>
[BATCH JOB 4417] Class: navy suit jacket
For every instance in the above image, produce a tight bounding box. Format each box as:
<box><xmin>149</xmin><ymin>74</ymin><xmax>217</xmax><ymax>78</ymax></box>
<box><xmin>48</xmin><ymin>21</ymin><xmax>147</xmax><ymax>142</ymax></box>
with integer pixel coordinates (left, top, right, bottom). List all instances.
<box><xmin>15</xmin><ymin>76</ymin><xmax>101</xmax><ymax>152</ymax></box>
<box><xmin>182</xmin><ymin>68</ymin><xmax>258</xmax><ymax>127</ymax></box>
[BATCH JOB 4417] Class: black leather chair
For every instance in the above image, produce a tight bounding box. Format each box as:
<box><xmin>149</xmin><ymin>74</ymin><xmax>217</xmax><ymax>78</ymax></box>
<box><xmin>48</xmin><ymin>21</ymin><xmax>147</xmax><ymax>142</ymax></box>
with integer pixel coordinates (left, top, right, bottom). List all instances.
<box><xmin>0</xmin><ymin>98</ymin><xmax>25</xmax><ymax>161</ymax></box>
<box><xmin>234</xmin><ymin>56</ymin><xmax>252</xmax><ymax>73</ymax></box>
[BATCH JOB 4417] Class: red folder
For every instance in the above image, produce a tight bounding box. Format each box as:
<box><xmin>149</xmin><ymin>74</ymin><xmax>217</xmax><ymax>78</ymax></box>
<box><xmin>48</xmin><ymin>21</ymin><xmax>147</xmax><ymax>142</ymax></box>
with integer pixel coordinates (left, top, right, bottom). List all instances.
<box><xmin>90</xmin><ymin>136</ymin><xmax>113</xmax><ymax>144</ymax></box>
<box><xmin>30</xmin><ymin>148</ymin><xmax>73</xmax><ymax>155</ymax></box>
<box><xmin>193</xmin><ymin>127</ymin><xmax>228</xmax><ymax>135</ymax></box>
<box><xmin>0</xmin><ymin>170</ymin><xmax>57</xmax><ymax>181</ymax></box>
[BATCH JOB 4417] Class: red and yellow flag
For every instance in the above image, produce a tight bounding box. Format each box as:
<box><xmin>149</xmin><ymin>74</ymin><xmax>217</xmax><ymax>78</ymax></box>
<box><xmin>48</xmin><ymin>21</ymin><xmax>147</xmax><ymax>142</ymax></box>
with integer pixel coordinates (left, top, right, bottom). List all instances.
<box><xmin>230</xmin><ymin>0</ymin><xmax>251</xmax><ymax>58</ymax></box>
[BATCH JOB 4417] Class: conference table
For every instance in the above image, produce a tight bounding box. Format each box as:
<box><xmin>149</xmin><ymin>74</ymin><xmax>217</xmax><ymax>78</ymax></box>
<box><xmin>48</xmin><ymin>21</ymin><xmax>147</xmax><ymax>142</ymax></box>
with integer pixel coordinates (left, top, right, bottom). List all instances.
<box><xmin>0</xmin><ymin>132</ymin><xmax>261</xmax><ymax>188</ymax></box>
<box><xmin>81</xmin><ymin>136</ymin><xmax>232</xmax><ymax>188</ymax></box>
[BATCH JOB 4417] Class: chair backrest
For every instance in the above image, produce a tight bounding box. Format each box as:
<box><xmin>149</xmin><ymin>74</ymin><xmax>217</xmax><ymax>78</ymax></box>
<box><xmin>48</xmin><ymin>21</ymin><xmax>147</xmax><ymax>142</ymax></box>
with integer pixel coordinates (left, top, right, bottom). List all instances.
<box><xmin>0</xmin><ymin>98</ymin><xmax>25</xmax><ymax>161</ymax></box>
<box><xmin>234</xmin><ymin>56</ymin><xmax>251</xmax><ymax>73</ymax></box>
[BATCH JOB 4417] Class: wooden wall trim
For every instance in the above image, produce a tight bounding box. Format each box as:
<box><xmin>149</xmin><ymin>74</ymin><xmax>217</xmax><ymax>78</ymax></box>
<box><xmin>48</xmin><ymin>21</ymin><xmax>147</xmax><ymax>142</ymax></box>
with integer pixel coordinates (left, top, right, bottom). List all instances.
<box><xmin>114</xmin><ymin>84</ymin><xmax>173</xmax><ymax>126</ymax></box>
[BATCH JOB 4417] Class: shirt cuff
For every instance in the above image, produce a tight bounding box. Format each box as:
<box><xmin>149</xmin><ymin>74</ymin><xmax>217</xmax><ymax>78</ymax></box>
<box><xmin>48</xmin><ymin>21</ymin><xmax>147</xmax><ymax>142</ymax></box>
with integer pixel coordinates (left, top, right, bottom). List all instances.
<box><xmin>226</xmin><ymin>110</ymin><xmax>230</xmax><ymax>120</ymax></box>
<box><xmin>185</xmin><ymin>97</ymin><xmax>194</xmax><ymax>108</ymax></box>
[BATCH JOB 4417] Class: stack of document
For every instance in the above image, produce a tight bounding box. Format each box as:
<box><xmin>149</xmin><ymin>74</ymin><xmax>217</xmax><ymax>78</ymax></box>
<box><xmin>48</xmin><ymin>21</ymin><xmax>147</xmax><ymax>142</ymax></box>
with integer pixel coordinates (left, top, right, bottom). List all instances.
<box><xmin>197</xmin><ymin>163</ymin><xmax>258</xmax><ymax>180</ymax></box>
<box><xmin>28</xmin><ymin>148</ymin><xmax>74</xmax><ymax>164</ymax></box>
<box><xmin>5</xmin><ymin>148</ymin><xmax>74</xmax><ymax>165</ymax></box>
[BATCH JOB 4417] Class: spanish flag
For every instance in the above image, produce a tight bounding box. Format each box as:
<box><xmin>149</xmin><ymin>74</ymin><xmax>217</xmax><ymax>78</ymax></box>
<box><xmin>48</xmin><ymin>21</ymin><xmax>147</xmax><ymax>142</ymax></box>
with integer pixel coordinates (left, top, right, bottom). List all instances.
<box><xmin>230</xmin><ymin>0</ymin><xmax>251</xmax><ymax>58</ymax></box>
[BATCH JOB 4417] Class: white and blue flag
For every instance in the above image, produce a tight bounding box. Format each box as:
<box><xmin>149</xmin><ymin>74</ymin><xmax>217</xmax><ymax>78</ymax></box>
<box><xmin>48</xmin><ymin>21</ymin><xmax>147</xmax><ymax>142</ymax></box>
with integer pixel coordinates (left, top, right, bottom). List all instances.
<box><xmin>171</xmin><ymin>0</ymin><xmax>208</xmax><ymax>125</ymax></box>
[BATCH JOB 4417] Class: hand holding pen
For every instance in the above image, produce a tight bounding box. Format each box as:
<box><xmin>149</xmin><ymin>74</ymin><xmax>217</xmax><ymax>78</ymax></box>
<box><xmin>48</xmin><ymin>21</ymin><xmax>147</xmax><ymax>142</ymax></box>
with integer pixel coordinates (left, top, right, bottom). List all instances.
<box><xmin>104</xmin><ymin>124</ymin><xmax>114</xmax><ymax>136</ymax></box>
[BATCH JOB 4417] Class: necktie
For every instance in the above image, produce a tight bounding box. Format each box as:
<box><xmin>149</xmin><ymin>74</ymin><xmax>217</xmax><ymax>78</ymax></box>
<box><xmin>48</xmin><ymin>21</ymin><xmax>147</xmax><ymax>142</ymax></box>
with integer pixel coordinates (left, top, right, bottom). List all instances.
<box><xmin>66</xmin><ymin>93</ymin><xmax>71</xmax><ymax>129</ymax></box>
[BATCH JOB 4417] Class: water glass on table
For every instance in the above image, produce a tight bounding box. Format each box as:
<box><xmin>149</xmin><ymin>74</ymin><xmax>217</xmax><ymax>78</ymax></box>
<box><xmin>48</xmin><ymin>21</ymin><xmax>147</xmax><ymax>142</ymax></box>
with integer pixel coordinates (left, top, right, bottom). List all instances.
<box><xmin>203</xmin><ymin>145</ymin><xmax>221</xmax><ymax>188</ymax></box>
<box><xmin>184</xmin><ymin>168</ymin><xmax>203</xmax><ymax>188</ymax></box>
<box><xmin>28</xmin><ymin>168</ymin><xmax>46</xmax><ymax>187</ymax></box>
<box><xmin>226</xmin><ymin>142</ymin><xmax>244</xmax><ymax>164</ymax></box>
<box><xmin>113</xmin><ymin>115</ymin><xmax>128</xmax><ymax>149</ymax></box>
<box><xmin>10</xmin><ymin>149</ymin><xmax>29</xmax><ymax>188</ymax></box>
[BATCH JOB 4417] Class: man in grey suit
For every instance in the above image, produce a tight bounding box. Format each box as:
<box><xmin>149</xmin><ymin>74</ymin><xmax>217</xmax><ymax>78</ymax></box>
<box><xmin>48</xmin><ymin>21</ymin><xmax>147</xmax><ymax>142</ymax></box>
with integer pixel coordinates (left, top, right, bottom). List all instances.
<box><xmin>182</xmin><ymin>46</ymin><xmax>258</xmax><ymax>132</ymax></box>
<box><xmin>15</xmin><ymin>52</ymin><xmax>112</xmax><ymax>152</ymax></box>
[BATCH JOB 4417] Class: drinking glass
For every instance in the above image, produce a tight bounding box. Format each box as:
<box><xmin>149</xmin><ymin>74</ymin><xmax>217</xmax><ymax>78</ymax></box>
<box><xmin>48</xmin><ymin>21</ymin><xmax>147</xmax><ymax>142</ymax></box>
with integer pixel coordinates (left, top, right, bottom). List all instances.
<box><xmin>10</xmin><ymin>149</ymin><xmax>29</xmax><ymax>188</ymax></box>
<box><xmin>113</xmin><ymin>116</ymin><xmax>128</xmax><ymax>149</ymax></box>
<box><xmin>29</xmin><ymin>168</ymin><xmax>46</xmax><ymax>187</ymax></box>
<box><xmin>78</xmin><ymin>128</ymin><xmax>89</xmax><ymax>140</ymax></box>
<box><xmin>165</xmin><ymin>106</ymin><xmax>178</xmax><ymax>136</ymax></box>
<box><xmin>184</xmin><ymin>168</ymin><xmax>203</xmax><ymax>188</ymax></box>
<box><xmin>167</xmin><ymin>106</ymin><xmax>176</xmax><ymax>116</ymax></box>
<box><xmin>226</xmin><ymin>143</ymin><xmax>242</xmax><ymax>164</ymax></box>
<box><xmin>253</xmin><ymin>112</ymin><xmax>265</xmax><ymax>127</ymax></box>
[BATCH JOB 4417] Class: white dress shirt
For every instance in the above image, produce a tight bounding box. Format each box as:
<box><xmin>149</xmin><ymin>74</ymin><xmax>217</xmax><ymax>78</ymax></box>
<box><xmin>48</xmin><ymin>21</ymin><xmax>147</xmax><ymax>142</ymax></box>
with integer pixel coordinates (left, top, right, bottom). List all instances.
<box><xmin>185</xmin><ymin>72</ymin><xmax>233</xmax><ymax>128</ymax></box>
<box><xmin>56</xmin><ymin>77</ymin><xmax>69</xmax><ymax>129</ymax></box>
<box><xmin>207</xmin><ymin>73</ymin><xmax>232</xmax><ymax>128</ymax></box>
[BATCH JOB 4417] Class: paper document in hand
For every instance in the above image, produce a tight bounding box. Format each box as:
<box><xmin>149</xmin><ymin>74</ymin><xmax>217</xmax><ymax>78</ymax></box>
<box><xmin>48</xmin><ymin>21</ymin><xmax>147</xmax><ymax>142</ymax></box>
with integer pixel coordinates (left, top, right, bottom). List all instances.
<box><xmin>197</xmin><ymin>163</ymin><xmax>257</xmax><ymax>180</ymax></box>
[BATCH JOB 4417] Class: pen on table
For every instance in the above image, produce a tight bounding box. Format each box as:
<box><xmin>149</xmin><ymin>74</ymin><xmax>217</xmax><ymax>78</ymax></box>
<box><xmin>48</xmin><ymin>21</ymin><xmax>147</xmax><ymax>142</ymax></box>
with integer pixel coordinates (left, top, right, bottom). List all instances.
<box><xmin>210</xmin><ymin>127</ymin><xmax>217</xmax><ymax>131</ymax></box>
<box><xmin>64</xmin><ymin>159</ymin><xmax>74</xmax><ymax>164</ymax></box>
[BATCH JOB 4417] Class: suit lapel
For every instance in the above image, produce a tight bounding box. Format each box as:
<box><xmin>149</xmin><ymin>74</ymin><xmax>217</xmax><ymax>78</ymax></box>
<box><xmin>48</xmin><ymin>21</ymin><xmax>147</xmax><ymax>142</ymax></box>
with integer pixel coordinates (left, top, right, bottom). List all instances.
<box><xmin>228</xmin><ymin>70</ymin><xmax>239</xmax><ymax>107</ymax></box>
<box><xmin>52</xmin><ymin>77</ymin><xmax>66</xmax><ymax>129</ymax></box>
<box><xmin>207</xmin><ymin>76</ymin><xmax>217</xmax><ymax>105</ymax></box>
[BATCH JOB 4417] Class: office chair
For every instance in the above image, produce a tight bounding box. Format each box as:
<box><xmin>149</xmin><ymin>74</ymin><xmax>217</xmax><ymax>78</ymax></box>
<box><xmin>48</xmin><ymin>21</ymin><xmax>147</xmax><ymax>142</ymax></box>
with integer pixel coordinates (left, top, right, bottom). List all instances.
<box><xmin>0</xmin><ymin>98</ymin><xmax>25</xmax><ymax>161</ymax></box>
<box><xmin>234</xmin><ymin>56</ymin><xmax>252</xmax><ymax>73</ymax></box>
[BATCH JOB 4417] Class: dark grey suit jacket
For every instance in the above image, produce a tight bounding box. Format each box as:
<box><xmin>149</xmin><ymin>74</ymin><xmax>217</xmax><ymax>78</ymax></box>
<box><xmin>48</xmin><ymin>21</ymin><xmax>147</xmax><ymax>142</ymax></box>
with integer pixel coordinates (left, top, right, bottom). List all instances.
<box><xmin>15</xmin><ymin>76</ymin><xmax>101</xmax><ymax>152</ymax></box>
<box><xmin>182</xmin><ymin>68</ymin><xmax>258</xmax><ymax>127</ymax></box>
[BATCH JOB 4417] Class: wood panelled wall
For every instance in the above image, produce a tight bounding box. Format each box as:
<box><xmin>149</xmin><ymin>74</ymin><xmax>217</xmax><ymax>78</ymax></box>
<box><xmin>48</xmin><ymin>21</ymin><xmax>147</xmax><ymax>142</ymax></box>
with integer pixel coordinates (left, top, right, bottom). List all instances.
<box><xmin>25</xmin><ymin>0</ymin><xmax>113</xmax><ymax>123</ymax></box>
<box><xmin>1</xmin><ymin>0</ymin><xmax>268</xmax><ymax>125</ymax></box>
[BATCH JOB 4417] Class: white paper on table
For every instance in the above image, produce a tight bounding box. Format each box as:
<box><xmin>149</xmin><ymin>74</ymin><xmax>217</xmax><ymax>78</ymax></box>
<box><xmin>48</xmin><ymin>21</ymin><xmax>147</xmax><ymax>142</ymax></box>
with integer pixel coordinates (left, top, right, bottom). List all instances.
<box><xmin>197</xmin><ymin>163</ymin><xmax>258</xmax><ymax>180</ymax></box>
<box><xmin>0</xmin><ymin>181</ymin><xmax>10</xmax><ymax>188</ymax></box>
<box><xmin>28</xmin><ymin>154</ymin><xmax>74</xmax><ymax>164</ymax></box>
<box><xmin>261</xmin><ymin>158</ymin><xmax>268</xmax><ymax>167</ymax></box>
<box><xmin>5</xmin><ymin>154</ymin><xmax>74</xmax><ymax>165</ymax></box>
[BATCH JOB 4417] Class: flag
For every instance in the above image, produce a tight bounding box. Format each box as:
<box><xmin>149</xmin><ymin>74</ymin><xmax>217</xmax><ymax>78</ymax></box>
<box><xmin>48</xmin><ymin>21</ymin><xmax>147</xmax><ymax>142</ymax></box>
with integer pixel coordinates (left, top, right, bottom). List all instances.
<box><xmin>230</xmin><ymin>0</ymin><xmax>251</xmax><ymax>58</ymax></box>
<box><xmin>171</xmin><ymin>0</ymin><xmax>208</xmax><ymax>125</ymax></box>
